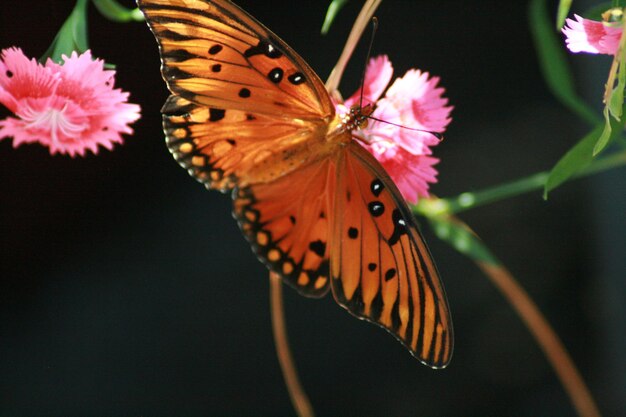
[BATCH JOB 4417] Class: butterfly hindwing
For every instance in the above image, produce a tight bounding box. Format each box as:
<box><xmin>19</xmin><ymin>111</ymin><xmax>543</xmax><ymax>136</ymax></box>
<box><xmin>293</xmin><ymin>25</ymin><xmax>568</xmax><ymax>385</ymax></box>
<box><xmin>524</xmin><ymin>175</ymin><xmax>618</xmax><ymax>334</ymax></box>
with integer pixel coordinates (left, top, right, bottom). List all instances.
<box><xmin>232</xmin><ymin>158</ymin><xmax>333</xmax><ymax>297</ymax></box>
<box><xmin>330</xmin><ymin>143</ymin><xmax>453</xmax><ymax>368</ymax></box>
<box><xmin>138</xmin><ymin>0</ymin><xmax>334</xmax><ymax>120</ymax></box>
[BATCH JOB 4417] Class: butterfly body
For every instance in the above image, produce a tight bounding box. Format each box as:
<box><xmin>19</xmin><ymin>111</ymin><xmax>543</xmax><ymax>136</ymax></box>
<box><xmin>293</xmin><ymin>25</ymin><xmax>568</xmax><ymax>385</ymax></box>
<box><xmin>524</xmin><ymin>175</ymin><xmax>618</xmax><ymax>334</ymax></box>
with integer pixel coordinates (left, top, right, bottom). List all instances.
<box><xmin>140</xmin><ymin>0</ymin><xmax>453</xmax><ymax>368</ymax></box>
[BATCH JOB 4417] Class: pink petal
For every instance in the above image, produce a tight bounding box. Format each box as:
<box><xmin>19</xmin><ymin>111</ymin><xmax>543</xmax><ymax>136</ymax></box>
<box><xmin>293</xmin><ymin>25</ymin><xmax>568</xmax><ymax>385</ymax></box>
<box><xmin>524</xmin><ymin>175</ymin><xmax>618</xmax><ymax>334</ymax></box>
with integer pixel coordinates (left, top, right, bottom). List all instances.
<box><xmin>0</xmin><ymin>117</ymin><xmax>46</xmax><ymax>147</ymax></box>
<box><xmin>562</xmin><ymin>14</ymin><xmax>622</xmax><ymax>55</ymax></box>
<box><xmin>361</xmin><ymin>141</ymin><xmax>439</xmax><ymax>203</ymax></box>
<box><xmin>368</xmin><ymin>69</ymin><xmax>452</xmax><ymax>155</ymax></box>
<box><xmin>334</xmin><ymin>56</ymin><xmax>452</xmax><ymax>203</ymax></box>
<box><xmin>0</xmin><ymin>47</ymin><xmax>60</xmax><ymax>113</ymax></box>
<box><xmin>345</xmin><ymin>55</ymin><xmax>393</xmax><ymax>108</ymax></box>
<box><xmin>0</xmin><ymin>47</ymin><xmax>140</xmax><ymax>157</ymax></box>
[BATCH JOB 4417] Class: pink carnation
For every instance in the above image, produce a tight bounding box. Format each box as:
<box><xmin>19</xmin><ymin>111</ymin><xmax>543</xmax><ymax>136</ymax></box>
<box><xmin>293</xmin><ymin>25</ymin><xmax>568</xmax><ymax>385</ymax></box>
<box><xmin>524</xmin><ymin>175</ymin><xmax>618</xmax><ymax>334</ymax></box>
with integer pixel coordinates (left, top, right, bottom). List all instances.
<box><xmin>338</xmin><ymin>55</ymin><xmax>452</xmax><ymax>203</ymax></box>
<box><xmin>562</xmin><ymin>14</ymin><xmax>622</xmax><ymax>55</ymax></box>
<box><xmin>0</xmin><ymin>47</ymin><xmax>140</xmax><ymax>156</ymax></box>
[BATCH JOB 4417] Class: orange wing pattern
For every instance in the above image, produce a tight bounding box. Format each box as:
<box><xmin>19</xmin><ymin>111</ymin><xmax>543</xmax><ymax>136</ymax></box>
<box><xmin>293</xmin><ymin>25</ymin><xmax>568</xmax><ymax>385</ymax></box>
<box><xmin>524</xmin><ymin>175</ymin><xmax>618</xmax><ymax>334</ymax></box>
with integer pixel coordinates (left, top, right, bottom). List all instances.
<box><xmin>138</xmin><ymin>0</ymin><xmax>333</xmax><ymax>119</ymax></box>
<box><xmin>162</xmin><ymin>95</ymin><xmax>330</xmax><ymax>191</ymax></box>
<box><xmin>140</xmin><ymin>0</ymin><xmax>454</xmax><ymax>367</ymax></box>
<box><xmin>139</xmin><ymin>0</ymin><xmax>337</xmax><ymax>190</ymax></box>
<box><xmin>330</xmin><ymin>143</ymin><xmax>453</xmax><ymax>368</ymax></box>
<box><xmin>233</xmin><ymin>159</ymin><xmax>333</xmax><ymax>297</ymax></box>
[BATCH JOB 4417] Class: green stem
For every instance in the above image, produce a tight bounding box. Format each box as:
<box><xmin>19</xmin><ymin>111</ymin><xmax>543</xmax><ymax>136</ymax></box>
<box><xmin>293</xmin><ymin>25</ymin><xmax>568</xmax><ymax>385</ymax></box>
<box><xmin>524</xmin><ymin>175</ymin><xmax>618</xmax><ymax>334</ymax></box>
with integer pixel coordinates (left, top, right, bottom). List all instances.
<box><xmin>415</xmin><ymin>149</ymin><xmax>626</xmax><ymax>216</ymax></box>
<box><xmin>325</xmin><ymin>0</ymin><xmax>382</xmax><ymax>95</ymax></box>
<box><xmin>321</xmin><ymin>0</ymin><xmax>349</xmax><ymax>35</ymax></box>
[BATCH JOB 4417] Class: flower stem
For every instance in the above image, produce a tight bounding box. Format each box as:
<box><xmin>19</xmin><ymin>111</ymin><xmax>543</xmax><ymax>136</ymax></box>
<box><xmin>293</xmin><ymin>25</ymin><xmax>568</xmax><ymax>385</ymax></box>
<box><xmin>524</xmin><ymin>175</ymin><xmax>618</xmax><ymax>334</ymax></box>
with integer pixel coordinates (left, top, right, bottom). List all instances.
<box><xmin>476</xmin><ymin>259</ymin><xmax>602</xmax><ymax>417</ymax></box>
<box><xmin>325</xmin><ymin>0</ymin><xmax>382</xmax><ymax>96</ymax></box>
<box><xmin>416</xmin><ymin>149</ymin><xmax>626</xmax><ymax>216</ymax></box>
<box><xmin>269</xmin><ymin>272</ymin><xmax>315</xmax><ymax>417</ymax></box>
<box><xmin>437</xmin><ymin>214</ymin><xmax>602</xmax><ymax>417</ymax></box>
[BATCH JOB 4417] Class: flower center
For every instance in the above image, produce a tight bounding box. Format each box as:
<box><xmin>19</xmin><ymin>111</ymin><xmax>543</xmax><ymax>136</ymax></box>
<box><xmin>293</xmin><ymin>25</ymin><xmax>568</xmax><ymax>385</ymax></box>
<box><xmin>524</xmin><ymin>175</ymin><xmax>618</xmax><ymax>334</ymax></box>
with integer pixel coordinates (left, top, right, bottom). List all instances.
<box><xmin>20</xmin><ymin>102</ymin><xmax>87</xmax><ymax>144</ymax></box>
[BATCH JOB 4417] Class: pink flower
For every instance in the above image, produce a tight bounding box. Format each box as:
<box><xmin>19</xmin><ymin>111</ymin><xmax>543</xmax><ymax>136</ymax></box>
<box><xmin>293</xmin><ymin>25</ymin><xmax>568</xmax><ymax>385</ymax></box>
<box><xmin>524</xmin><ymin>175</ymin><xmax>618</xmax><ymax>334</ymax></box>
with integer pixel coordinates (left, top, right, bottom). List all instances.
<box><xmin>338</xmin><ymin>55</ymin><xmax>452</xmax><ymax>203</ymax></box>
<box><xmin>562</xmin><ymin>14</ymin><xmax>622</xmax><ymax>55</ymax></box>
<box><xmin>0</xmin><ymin>47</ymin><xmax>140</xmax><ymax>156</ymax></box>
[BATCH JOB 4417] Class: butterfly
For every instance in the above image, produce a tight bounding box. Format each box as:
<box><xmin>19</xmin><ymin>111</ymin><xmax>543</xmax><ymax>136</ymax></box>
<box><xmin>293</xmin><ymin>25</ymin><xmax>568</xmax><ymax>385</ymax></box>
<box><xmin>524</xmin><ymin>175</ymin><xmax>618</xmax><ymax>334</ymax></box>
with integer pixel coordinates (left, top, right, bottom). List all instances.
<box><xmin>138</xmin><ymin>0</ymin><xmax>453</xmax><ymax>368</ymax></box>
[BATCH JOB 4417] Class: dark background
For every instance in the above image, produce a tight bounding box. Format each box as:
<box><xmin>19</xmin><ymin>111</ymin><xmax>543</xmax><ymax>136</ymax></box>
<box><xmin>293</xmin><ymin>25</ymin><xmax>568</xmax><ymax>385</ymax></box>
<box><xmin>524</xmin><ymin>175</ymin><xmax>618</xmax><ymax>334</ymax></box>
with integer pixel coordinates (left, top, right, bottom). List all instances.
<box><xmin>1</xmin><ymin>0</ymin><xmax>625</xmax><ymax>416</ymax></box>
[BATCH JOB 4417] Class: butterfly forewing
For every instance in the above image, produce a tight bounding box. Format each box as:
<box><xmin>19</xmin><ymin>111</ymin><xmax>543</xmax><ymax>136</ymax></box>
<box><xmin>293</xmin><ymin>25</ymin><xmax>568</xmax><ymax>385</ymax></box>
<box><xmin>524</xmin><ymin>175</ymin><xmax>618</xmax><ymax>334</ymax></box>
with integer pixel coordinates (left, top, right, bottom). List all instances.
<box><xmin>138</xmin><ymin>0</ymin><xmax>334</xmax><ymax>120</ymax></box>
<box><xmin>162</xmin><ymin>95</ymin><xmax>331</xmax><ymax>190</ymax></box>
<box><xmin>140</xmin><ymin>0</ymin><xmax>338</xmax><ymax>189</ymax></box>
<box><xmin>232</xmin><ymin>159</ymin><xmax>333</xmax><ymax>297</ymax></box>
<box><xmin>330</xmin><ymin>143</ymin><xmax>453</xmax><ymax>368</ymax></box>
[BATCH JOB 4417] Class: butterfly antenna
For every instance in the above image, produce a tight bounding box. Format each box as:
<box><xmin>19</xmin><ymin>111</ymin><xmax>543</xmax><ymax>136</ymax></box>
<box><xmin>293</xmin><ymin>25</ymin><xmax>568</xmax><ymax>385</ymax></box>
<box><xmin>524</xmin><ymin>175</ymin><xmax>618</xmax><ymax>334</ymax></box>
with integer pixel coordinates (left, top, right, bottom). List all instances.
<box><xmin>356</xmin><ymin>17</ymin><xmax>442</xmax><ymax>142</ymax></box>
<box><xmin>367</xmin><ymin>115</ymin><xmax>444</xmax><ymax>141</ymax></box>
<box><xmin>358</xmin><ymin>17</ymin><xmax>379</xmax><ymax>109</ymax></box>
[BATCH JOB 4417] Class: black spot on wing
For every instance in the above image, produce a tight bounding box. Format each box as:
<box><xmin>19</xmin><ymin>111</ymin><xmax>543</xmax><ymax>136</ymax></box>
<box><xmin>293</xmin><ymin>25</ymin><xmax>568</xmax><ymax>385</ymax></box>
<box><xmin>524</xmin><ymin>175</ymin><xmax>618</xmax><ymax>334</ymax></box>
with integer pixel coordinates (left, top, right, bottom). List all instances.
<box><xmin>209</xmin><ymin>108</ymin><xmax>225</xmax><ymax>122</ymax></box>
<box><xmin>208</xmin><ymin>44</ymin><xmax>222</xmax><ymax>55</ymax></box>
<box><xmin>309</xmin><ymin>240</ymin><xmax>326</xmax><ymax>257</ymax></box>
<box><xmin>288</xmin><ymin>72</ymin><xmax>305</xmax><ymax>85</ymax></box>
<box><xmin>388</xmin><ymin>209</ymin><xmax>409</xmax><ymax>245</ymax></box>
<box><xmin>244</xmin><ymin>39</ymin><xmax>283</xmax><ymax>58</ymax></box>
<box><xmin>370</xmin><ymin>179</ymin><xmax>384</xmax><ymax>196</ymax></box>
<box><xmin>368</xmin><ymin>201</ymin><xmax>385</xmax><ymax>217</ymax></box>
<box><xmin>268</xmin><ymin>67</ymin><xmax>284</xmax><ymax>83</ymax></box>
<box><xmin>385</xmin><ymin>268</ymin><xmax>397</xmax><ymax>281</ymax></box>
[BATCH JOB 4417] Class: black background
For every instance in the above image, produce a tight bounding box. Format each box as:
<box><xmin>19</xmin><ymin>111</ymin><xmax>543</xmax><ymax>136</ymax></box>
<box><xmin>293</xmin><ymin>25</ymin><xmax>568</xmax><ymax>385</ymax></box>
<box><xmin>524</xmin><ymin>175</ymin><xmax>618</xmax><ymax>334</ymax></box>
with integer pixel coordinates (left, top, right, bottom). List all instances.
<box><xmin>1</xmin><ymin>1</ymin><xmax>625</xmax><ymax>416</ymax></box>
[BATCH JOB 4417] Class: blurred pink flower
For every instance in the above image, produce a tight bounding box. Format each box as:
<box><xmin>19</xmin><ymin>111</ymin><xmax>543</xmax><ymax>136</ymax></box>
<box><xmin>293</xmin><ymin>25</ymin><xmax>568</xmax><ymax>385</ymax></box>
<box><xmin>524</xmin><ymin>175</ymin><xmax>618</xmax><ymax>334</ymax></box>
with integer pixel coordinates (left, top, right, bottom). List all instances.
<box><xmin>0</xmin><ymin>47</ymin><xmax>140</xmax><ymax>156</ymax></box>
<box><xmin>562</xmin><ymin>14</ymin><xmax>622</xmax><ymax>55</ymax></box>
<box><xmin>338</xmin><ymin>55</ymin><xmax>452</xmax><ymax>203</ymax></box>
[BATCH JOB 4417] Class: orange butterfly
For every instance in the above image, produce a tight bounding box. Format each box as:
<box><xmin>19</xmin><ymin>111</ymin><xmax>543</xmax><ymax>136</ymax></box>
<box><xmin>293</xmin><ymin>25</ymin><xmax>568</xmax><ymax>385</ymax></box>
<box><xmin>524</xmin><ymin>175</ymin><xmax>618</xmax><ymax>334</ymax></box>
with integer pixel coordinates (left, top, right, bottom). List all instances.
<box><xmin>138</xmin><ymin>0</ymin><xmax>453</xmax><ymax>368</ymax></box>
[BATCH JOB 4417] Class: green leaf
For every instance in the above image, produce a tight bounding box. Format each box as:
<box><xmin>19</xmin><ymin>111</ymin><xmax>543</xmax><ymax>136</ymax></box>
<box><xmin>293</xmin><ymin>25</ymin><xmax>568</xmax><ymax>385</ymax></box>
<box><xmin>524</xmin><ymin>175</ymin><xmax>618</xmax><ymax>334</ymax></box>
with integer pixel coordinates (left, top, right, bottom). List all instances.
<box><xmin>92</xmin><ymin>0</ymin><xmax>144</xmax><ymax>22</ymax></box>
<box><xmin>321</xmin><ymin>0</ymin><xmax>349</xmax><ymax>35</ymax></box>
<box><xmin>595</xmin><ymin>110</ymin><xmax>614</xmax><ymax>156</ymax></box>
<box><xmin>598</xmin><ymin>66</ymin><xmax>625</xmax><ymax>159</ymax></box>
<box><xmin>544</xmin><ymin>117</ymin><xmax>625</xmax><ymax>197</ymax></box>
<box><xmin>427</xmin><ymin>216</ymin><xmax>498</xmax><ymax>265</ymax></box>
<box><xmin>608</xmin><ymin>85</ymin><xmax>625</xmax><ymax>120</ymax></box>
<box><xmin>40</xmin><ymin>0</ymin><xmax>89</xmax><ymax>63</ymax></box>
<box><xmin>528</xmin><ymin>0</ymin><xmax>601</xmax><ymax>126</ymax></box>
<box><xmin>596</xmin><ymin>94</ymin><xmax>625</xmax><ymax>155</ymax></box>
<box><xmin>73</xmin><ymin>3</ymin><xmax>88</xmax><ymax>51</ymax></box>
<box><xmin>556</xmin><ymin>0</ymin><xmax>572</xmax><ymax>29</ymax></box>
<box><xmin>41</xmin><ymin>18</ymin><xmax>77</xmax><ymax>63</ymax></box>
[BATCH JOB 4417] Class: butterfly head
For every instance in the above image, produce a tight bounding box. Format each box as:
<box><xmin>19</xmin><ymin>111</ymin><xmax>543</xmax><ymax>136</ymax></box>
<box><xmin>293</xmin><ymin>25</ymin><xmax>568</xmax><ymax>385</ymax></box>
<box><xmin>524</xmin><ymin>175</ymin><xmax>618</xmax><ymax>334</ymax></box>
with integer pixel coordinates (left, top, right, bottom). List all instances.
<box><xmin>340</xmin><ymin>103</ymin><xmax>376</xmax><ymax>132</ymax></box>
